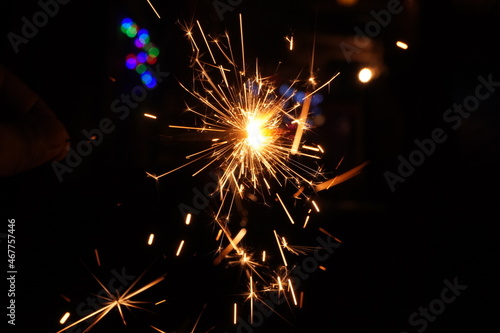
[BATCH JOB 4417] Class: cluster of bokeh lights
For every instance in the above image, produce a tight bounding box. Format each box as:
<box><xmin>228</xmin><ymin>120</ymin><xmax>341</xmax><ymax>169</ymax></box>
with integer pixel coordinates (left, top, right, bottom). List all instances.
<box><xmin>121</xmin><ymin>18</ymin><xmax>160</xmax><ymax>88</ymax></box>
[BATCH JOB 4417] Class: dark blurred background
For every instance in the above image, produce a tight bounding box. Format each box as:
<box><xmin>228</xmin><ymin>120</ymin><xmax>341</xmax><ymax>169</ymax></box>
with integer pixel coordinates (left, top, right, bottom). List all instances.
<box><xmin>1</xmin><ymin>0</ymin><xmax>500</xmax><ymax>332</ymax></box>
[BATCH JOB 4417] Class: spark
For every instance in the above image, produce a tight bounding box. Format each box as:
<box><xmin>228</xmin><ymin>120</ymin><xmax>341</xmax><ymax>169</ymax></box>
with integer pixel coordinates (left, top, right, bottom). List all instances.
<box><xmin>288</xmin><ymin>279</ymin><xmax>298</xmax><ymax>306</ymax></box>
<box><xmin>168</xmin><ymin>125</ymin><xmax>226</xmax><ymax>132</ymax></box>
<box><xmin>190</xmin><ymin>304</ymin><xmax>207</xmax><ymax>333</ymax></box>
<box><xmin>233</xmin><ymin>303</ymin><xmax>238</xmax><ymax>324</ymax></box>
<box><xmin>59</xmin><ymin>312</ymin><xmax>70</xmax><ymax>325</ymax></box>
<box><xmin>148</xmin><ymin>233</ymin><xmax>155</xmax><ymax>245</ymax></box>
<box><xmin>185</xmin><ymin>213</ymin><xmax>192</xmax><ymax>225</ymax></box>
<box><xmin>303</xmin><ymin>215</ymin><xmax>310</xmax><ymax>228</ymax></box>
<box><xmin>302</xmin><ymin>145</ymin><xmax>320</xmax><ymax>152</ymax></box>
<box><xmin>150</xmin><ymin>325</ymin><xmax>168</xmax><ymax>333</ymax></box>
<box><xmin>319</xmin><ymin>227</ymin><xmax>343</xmax><ymax>244</ymax></box>
<box><xmin>276</xmin><ymin>193</ymin><xmax>295</xmax><ymax>225</ymax></box>
<box><xmin>215</xmin><ymin>229</ymin><xmax>223</xmax><ymax>241</ymax></box>
<box><xmin>274</xmin><ymin>230</ymin><xmax>288</xmax><ymax>267</ymax></box>
<box><xmin>146</xmin><ymin>0</ymin><xmax>161</xmax><ymax>19</ymax></box>
<box><xmin>144</xmin><ymin>113</ymin><xmax>157</xmax><ymax>119</ymax></box>
<box><xmin>60</xmin><ymin>294</ymin><xmax>71</xmax><ymax>303</ymax></box>
<box><xmin>285</xmin><ymin>34</ymin><xmax>294</xmax><ymax>50</ymax></box>
<box><xmin>239</xmin><ymin>14</ymin><xmax>246</xmax><ymax>76</ymax></box>
<box><xmin>396</xmin><ymin>41</ymin><xmax>409</xmax><ymax>49</ymax></box>
<box><xmin>176</xmin><ymin>240</ymin><xmax>185</xmax><ymax>256</ymax></box>
<box><xmin>278</xmin><ymin>234</ymin><xmax>320</xmax><ymax>256</ymax></box>
<box><xmin>249</xmin><ymin>275</ymin><xmax>255</xmax><ymax>324</ymax></box>
<box><xmin>94</xmin><ymin>249</ymin><xmax>101</xmax><ymax>267</ymax></box>
<box><xmin>311</xmin><ymin>200</ymin><xmax>320</xmax><ymax>212</ymax></box>
<box><xmin>290</xmin><ymin>92</ymin><xmax>312</xmax><ymax>155</ymax></box>
<box><xmin>277</xmin><ymin>276</ymin><xmax>284</xmax><ymax>291</ymax></box>
<box><xmin>213</xmin><ymin>228</ymin><xmax>247</xmax><ymax>265</ymax></box>
<box><xmin>56</xmin><ymin>271</ymin><xmax>165</xmax><ymax>333</ymax></box>
<box><xmin>315</xmin><ymin>161</ymin><xmax>369</xmax><ymax>192</ymax></box>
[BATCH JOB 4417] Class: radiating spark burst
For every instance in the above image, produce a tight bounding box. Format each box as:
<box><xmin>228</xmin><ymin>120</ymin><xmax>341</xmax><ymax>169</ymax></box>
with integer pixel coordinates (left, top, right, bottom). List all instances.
<box><xmin>148</xmin><ymin>15</ymin><xmax>339</xmax><ymax>218</ymax></box>
<box><xmin>56</xmin><ymin>271</ymin><xmax>165</xmax><ymax>333</ymax></box>
<box><xmin>279</xmin><ymin>235</ymin><xmax>320</xmax><ymax>256</ymax></box>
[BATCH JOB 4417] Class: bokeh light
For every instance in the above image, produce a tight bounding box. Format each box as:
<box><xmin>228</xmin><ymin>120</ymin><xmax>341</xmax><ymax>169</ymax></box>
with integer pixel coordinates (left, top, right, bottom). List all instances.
<box><xmin>136</xmin><ymin>63</ymin><xmax>147</xmax><ymax>74</ymax></box>
<box><xmin>141</xmin><ymin>71</ymin><xmax>157</xmax><ymax>89</ymax></box>
<box><xmin>125</xmin><ymin>54</ymin><xmax>137</xmax><ymax>70</ymax></box>
<box><xmin>121</xmin><ymin>18</ymin><xmax>161</xmax><ymax>87</ymax></box>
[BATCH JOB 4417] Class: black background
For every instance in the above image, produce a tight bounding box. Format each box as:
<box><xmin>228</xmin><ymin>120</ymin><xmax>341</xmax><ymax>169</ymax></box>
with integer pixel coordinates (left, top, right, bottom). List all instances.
<box><xmin>1</xmin><ymin>0</ymin><xmax>500</xmax><ymax>332</ymax></box>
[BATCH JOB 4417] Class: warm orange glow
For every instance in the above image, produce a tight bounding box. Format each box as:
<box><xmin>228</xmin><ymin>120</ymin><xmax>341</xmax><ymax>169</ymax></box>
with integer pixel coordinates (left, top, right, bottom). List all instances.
<box><xmin>337</xmin><ymin>0</ymin><xmax>358</xmax><ymax>6</ymax></box>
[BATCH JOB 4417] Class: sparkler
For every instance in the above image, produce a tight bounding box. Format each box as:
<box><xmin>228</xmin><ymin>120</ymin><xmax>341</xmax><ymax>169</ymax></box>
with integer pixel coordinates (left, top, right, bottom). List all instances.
<box><xmin>140</xmin><ymin>10</ymin><xmax>365</xmax><ymax>330</ymax></box>
<box><xmin>148</xmin><ymin>15</ymin><xmax>339</xmax><ymax>214</ymax></box>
